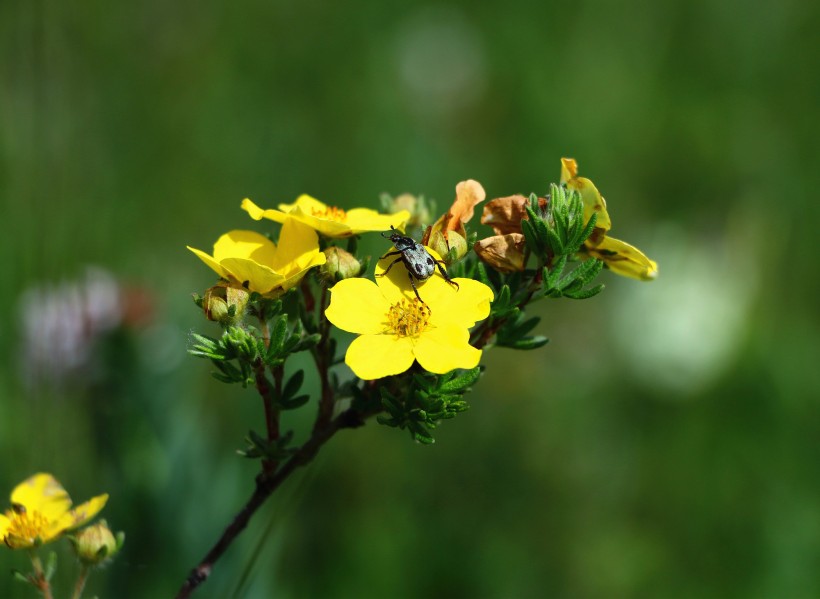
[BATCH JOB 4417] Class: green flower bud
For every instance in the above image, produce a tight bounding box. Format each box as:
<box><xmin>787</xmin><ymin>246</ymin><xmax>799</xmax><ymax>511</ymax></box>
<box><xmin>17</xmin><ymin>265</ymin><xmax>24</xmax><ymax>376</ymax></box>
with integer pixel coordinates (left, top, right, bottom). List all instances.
<box><xmin>321</xmin><ymin>247</ymin><xmax>362</xmax><ymax>282</ymax></box>
<box><xmin>428</xmin><ymin>230</ymin><xmax>468</xmax><ymax>264</ymax></box>
<box><xmin>203</xmin><ymin>282</ymin><xmax>249</xmax><ymax>324</ymax></box>
<box><xmin>71</xmin><ymin>520</ymin><xmax>124</xmax><ymax>566</ymax></box>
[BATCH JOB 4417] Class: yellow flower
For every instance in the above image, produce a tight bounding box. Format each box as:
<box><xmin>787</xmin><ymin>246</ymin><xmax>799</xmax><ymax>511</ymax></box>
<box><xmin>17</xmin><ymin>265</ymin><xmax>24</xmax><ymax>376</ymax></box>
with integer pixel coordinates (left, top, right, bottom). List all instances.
<box><xmin>241</xmin><ymin>195</ymin><xmax>409</xmax><ymax>238</ymax></box>
<box><xmin>187</xmin><ymin>219</ymin><xmax>326</xmax><ymax>297</ymax></box>
<box><xmin>325</xmin><ymin>250</ymin><xmax>493</xmax><ymax>380</ymax></box>
<box><xmin>0</xmin><ymin>473</ymin><xmax>108</xmax><ymax>549</ymax></box>
<box><xmin>560</xmin><ymin>158</ymin><xmax>658</xmax><ymax>280</ymax></box>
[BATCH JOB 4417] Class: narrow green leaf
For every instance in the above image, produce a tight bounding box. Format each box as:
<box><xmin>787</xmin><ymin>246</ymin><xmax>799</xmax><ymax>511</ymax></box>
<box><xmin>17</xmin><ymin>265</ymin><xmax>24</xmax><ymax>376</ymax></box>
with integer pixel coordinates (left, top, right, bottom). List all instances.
<box><xmin>269</xmin><ymin>316</ymin><xmax>288</xmax><ymax>355</ymax></box>
<box><xmin>475</xmin><ymin>261</ymin><xmax>494</xmax><ymax>291</ymax></box>
<box><xmin>279</xmin><ymin>394</ymin><xmax>310</xmax><ymax>410</ymax></box>
<box><xmin>439</xmin><ymin>367</ymin><xmax>481</xmax><ymax>393</ymax></box>
<box><xmin>282</xmin><ymin>370</ymin><xmax>304</xmax><ymax>400</ymax></box>
<box><xmin>498</xmin><ymin>335</ymin><xmax>550</xmax><ymax>350</ymax></box>
<box><xmin>565</xmin><ymin>284</ymin><xmax>605</xmax><ymax>300</ymax></box>
<box><xmin>520</xmin><ymin>217</ymin><xmax>540</xmax><ymax>253</ymax></box>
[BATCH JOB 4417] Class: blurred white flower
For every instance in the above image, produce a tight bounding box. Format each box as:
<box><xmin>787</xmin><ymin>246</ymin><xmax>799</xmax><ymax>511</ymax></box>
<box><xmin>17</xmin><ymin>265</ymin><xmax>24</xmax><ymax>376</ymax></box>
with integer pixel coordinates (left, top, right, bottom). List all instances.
<box><xmin>610</xmin><ymin>222</ymin><xmax>760</xmax><ymax>396</ymax></box>
<box><xmin>18</xmin><ymin>267</ymin><xmax>153</xmax><ymax>388</ymax></box>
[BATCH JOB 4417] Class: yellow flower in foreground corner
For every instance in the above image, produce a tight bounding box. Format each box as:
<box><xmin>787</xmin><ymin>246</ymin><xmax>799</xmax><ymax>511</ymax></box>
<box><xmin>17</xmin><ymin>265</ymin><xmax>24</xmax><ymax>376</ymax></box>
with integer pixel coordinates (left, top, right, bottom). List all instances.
<box><xmin>560</xmin><ymin>158</ymin><xmax>658</xmax><ymax>281</ymax></box>
<box><xmin>0</xmin><ymin>473</ymin><xmax>108</xmax><ymax>549</ymax></box>
<box><xmin>187</xmin><ymin>218</ymin><xmax>326</xmax><ymax>297</ymax></box>
<box><xmin>325</xmin><ymin>251</ymin><xmax>493</xmax><ymax>380</ymax></box>
<box><xmin>241</xmin><ymin>194</ymin><xmax>410</xmax><ymax>238</ymax></box>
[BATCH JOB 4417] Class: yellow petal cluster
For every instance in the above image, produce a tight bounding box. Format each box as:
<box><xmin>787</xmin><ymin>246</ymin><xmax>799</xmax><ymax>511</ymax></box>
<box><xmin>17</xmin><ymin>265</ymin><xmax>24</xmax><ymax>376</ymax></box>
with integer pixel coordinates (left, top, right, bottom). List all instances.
<box><xmin>187</xmin><ymin>219</ymin><xmax>326</xmax><ymax>297</ymax></box>
<box><xmin>560</xmin><ymin>158</ymin><xmax>658</xmax><ymax>281</ymax></box>
<box><xmin>325</xmin><ymin>249</ymin><xmax>493</xmax><ymax>380</ymax></box>
<box><xmin>0</xmin><ymin>473</ymin><xmax>108</xmax><ymax>549</ymax></box>
<box><xmin>242</xmin><ymin>195</ymin><xmax>409</xmax><ymax>238</ymax></box>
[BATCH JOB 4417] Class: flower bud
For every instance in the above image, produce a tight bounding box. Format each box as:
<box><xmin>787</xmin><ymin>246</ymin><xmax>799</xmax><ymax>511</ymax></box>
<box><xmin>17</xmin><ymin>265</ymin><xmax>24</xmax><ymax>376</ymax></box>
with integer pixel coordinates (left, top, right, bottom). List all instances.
<box><xmin>427</xmin><ymin>229</ymin><xmax>468</xmax><ymax>264</ymax></box>
<box><xmin>71</xmin><ymin>520</ymin><xmax>124</xmax><ymax>566</ymax></box>
<box><xmin>321</xmin><ymin>246</ymin><xmax>362</xmax><ymax>282</ymax></box>
<box><xmin>474</xmin><ymin>233</ymin><xmax>527</xmax><ymax>272</ymax></box>
<box><xmin>203</xmin><ymin>281</ymin><xmax>249</xmax><ymax>324</ymax></box>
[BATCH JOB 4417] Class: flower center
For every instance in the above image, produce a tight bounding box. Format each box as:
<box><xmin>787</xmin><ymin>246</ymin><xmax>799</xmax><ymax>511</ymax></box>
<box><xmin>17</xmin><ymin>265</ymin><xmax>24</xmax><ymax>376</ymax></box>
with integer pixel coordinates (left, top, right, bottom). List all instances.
<box><xmin>386</xmin><ymin>298</ymin><xmax>431</xmax><ymax>338</ymax></box>
<box><xmin>311</xmin><ymin>206</ymin><xmax>347</xmax><ymax>221</ymax></box>
<box><xmin>4</xmin><ymin>506</ymin><xmax>50</xmax><ymax>545</ymax></box>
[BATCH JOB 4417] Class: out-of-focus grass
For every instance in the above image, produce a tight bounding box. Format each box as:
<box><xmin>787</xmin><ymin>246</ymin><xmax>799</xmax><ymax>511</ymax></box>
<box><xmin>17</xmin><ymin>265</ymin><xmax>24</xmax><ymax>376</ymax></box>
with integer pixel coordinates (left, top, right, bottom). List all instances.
<box><xmin>1</xmin><ymin>0</ymin><xmax>818</xmax><ymax>596</ymax></box>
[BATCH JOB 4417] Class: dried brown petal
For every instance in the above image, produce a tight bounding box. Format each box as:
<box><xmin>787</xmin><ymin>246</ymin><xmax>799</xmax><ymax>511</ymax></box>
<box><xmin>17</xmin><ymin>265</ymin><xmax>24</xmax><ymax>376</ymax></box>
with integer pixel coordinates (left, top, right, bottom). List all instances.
<box><xmin>474</xmin><ymin>233</ymin><xmax>527</xmax><ymax>272</ymax></box>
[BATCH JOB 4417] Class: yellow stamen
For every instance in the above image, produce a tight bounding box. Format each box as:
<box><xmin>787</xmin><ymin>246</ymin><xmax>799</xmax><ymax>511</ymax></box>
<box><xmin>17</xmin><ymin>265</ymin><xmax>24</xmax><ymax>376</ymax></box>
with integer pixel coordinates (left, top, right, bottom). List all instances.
<box><xmin>386</xmin><ymin>298</ymin><xmax>431</xmax><ymax>338</ymax></box>
<box><xmin>311</xmin><ymin>206</ymin><xmax>347</xmax><ymax>221</ymax></box>
<box><xmin>4</xmin><ymin>509</ymin><xmax>50</xmax><ymax>544</ymax></box>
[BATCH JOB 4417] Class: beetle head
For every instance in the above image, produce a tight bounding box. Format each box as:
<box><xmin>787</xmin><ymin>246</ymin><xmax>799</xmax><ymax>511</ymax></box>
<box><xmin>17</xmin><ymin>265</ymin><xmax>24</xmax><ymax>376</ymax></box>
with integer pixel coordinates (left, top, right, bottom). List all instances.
<box><xmin>381</xmin><ymin>225</ymin><xmax>415</xmax><ymax>250</ymax></box>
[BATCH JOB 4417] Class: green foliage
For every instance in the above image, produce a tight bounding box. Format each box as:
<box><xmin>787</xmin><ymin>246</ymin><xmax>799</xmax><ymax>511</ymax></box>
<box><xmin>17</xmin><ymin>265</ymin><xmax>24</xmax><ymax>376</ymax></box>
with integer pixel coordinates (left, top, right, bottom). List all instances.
<box><xmin>520</xmin><ymin>186</ymin><xmax>598</xmax><ymax>264</ymax></box>
<box><xmin>377</xmin><ymin>368</ymin><xmax>481</xmax><ymax>444</ymax></box>
<box><xmin>238</xmin><ymin>430</ymin><xmax>297</xmax><ymax>461</ymax></box>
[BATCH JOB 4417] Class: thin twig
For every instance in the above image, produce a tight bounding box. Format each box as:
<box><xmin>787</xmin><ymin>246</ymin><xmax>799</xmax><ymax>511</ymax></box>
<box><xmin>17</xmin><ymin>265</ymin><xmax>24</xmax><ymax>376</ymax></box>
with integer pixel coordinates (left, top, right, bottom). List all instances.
<box><xmin>174</xmin><ymin>408</ymin><xmax>367</xmax><ymax>599</ymax></box>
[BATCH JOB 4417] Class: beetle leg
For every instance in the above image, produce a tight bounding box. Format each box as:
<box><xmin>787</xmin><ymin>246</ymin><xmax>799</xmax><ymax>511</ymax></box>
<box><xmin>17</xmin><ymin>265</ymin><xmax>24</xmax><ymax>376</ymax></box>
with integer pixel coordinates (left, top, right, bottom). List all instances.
<box><xmin>378</xmin><ymin>250</ymin><xmax>403</xmax><ymax>261</ymax></box>
<box><xmin>408</xmin><ymin>271</ymin><xmax>423</xmax><ymax>302</ymax></box>
<box><xmin>434</xmin><ymin>260</ymin><xmax>460</xmax><ymax>290</ymax></box>
<box><xmin>376</xmin><ymin>256</ymin><xmax>404</xmax><ymax>277</ymax></box>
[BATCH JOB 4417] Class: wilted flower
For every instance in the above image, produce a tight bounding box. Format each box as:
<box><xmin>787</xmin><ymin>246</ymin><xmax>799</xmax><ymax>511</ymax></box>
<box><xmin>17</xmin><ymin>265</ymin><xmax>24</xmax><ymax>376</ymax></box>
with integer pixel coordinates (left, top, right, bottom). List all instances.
<box><xmin>480</xmin><ymin>194</ymin><xmax>547</xmax><ymax>236</ymax></box>
<box><xmin>242</xmin><ymin>195</ymin><xmax>409</xmax><ymax>238</ymax></box>
<box><xmin>474</xmin><ymin>233</ymin><xmax>527</xmax><ymax>272</ymax></box>
<box><xmin>187</xmin><ymin>219</ymin><xmax>326</xmax><ymax>297</ymax></box>
<box><xmin>422</xmin><ymin>180</ymin><xmax>485</xmax><ymax>262</ymax></box>
<box><xmin>560</xmin><ymin>158</ymin><xmax>658</xmax><ymax>280</ymax></box>
<box><xmin>0</xmin><ymin>474</ymin><xmax>108</xmax><ymax>549</ymax></box>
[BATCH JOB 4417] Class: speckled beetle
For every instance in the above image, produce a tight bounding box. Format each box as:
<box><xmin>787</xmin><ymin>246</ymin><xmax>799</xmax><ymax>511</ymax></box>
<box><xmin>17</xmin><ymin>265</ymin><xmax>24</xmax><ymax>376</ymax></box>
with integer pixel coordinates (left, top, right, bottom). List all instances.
<box><xmin>377</xmin><ymin>226</ymin><xmax>459</xmax><ymax>302</ymax></box>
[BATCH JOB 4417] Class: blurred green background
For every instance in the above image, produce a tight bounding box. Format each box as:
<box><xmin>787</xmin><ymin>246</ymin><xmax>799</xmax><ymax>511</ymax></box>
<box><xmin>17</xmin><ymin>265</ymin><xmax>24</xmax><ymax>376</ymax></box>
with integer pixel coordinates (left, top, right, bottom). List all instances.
<box><xmin>2</xmin><ymin>0</ymin><xmax>819</xmax><ymax>597</ymax></box>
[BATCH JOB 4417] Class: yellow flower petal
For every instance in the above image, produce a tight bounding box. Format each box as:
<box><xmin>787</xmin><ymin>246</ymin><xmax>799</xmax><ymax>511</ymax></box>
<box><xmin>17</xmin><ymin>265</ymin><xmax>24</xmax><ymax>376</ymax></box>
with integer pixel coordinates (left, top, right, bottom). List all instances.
<box><xmin>413</xmin><ymin>324</ymin><xmax>482</xmax><ymax>374</ymax></box>
<box><xmin>559</xmin><ymin>157</ymin><xmax>611</xmax><ymax>231</ymax></box>
<box><xmin>65</xmin><ymin>493</ymin><xmax>109</xmax><ymax>530</ymax></box>
<box><xmin>344</xmin><ymin>208</ymin><xmax>411</xmax><ymax>235</ymax></box>
<box><xmin>278</xmin><ymin>194</ymin><xmax>329</xmax><ymax>214</ymax></box>
<box><xmin>268</xmin><ymin>219</ymin><xmax>324</xmax><ymax>275</ymax></box>
<box><xmin>219</xmin><ymin>258</ymin><xmax>284</xmax><ymax>294</ymax></box>
<box><xmin>326</xmin><ymin>278</ymin><xmax>392</xmax><ymax>335</ymax></box>
<box><xmin>213</xmin><ymin>230</ymin><xmax>278</xmax><ymax>264</ymax></box>
<box><xmin>586</xmin><ymin>236</ymin><xmax>658</xmax><ymax>281</ymax></box>
<box><xmin>10</xmin><ymin>473</ymin><xmax>71</xmax><ymax>521</ymax></box>
<box><xmin>345</xmin><ymin>333</ymin><xmax>416</xmax><ymax>380</ymax></box>
<box><xmin>241</xmin><ymin>198</ymin><xmax>287</xmax><ymax>223</ymax></box>
<box><xmin>187</xmin><ymin>246</ymin><xmax>231</xmax><ymax>280</ymax></box>
<box><xmin>426</xmin><ymin>278</ymin><xmax>493</xmax><ymax>329</ymax></box>
<box><xmin>245</xmin><ymin>194</ymin><xmax>409</xmax><ymax>238</ymax></box>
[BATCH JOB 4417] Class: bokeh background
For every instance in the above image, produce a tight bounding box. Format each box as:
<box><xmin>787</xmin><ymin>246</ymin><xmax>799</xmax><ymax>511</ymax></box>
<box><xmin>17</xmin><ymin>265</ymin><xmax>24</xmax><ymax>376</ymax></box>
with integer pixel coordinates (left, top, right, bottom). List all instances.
<box><xmin>2</xmin><ymin>0</ymin><xmax>819</xmax><ymax>597</ymax></box>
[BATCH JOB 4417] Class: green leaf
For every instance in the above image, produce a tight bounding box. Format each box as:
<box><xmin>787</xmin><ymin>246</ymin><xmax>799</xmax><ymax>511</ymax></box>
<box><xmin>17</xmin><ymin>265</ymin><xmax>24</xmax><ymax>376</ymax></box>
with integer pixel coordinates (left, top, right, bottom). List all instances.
<box><xmin>282</xmin><ymin>370</ymin><xmax>304</xmax><ymax>400</ymax></box>
<box><xmin>520</xmin><ymin>217</ymin><xmax>540</xmax><ymax>254</ymax></box>
<box><xmin>498</xmin><ymin>335</ymin><xmax>550</xmax><ymax>350</ymax></box>
<box><xmin>269</xmin><ymin>316</ymin><xmax>288</xmax><ymax>355</ymax></box>
<box><xmin>279</xmin><ymin>394</ymin><xmax>310</xmax><ymax>410</ymax></box>
<box><xmin>475</xmin><ymin>261</ymin><xmax>494</xmax><ymax>291</ymax></box>
<box><xmin>439</xmin><ymin>367</ymin><xmax>481</xmax><ymax>393</ymax></box>
<box><xmin>564</xmin><ymin>284</ymin><xmax>605</xmax><ymax>300</ymax></box>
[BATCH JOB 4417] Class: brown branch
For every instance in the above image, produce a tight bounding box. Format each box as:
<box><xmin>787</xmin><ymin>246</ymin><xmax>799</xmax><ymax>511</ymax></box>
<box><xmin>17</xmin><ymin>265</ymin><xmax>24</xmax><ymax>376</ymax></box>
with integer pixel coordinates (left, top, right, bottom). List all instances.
<box><xmin>174</xmin><ymin>408</ymin><xmax>367</xmax><ymax>599</ymax></box>
<box><xmin>313</xmin><ymin>286</ymin><xmax>334</xmax><ymax>432</ymax></box>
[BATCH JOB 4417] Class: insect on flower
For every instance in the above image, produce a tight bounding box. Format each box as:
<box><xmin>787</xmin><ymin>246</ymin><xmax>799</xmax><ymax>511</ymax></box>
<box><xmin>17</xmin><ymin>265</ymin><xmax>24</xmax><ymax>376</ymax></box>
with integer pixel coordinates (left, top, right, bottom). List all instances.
<box><xmin>377</xmin><ymin>226</ymin><xmax>459</xmax><ymax>302</ymax></box>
